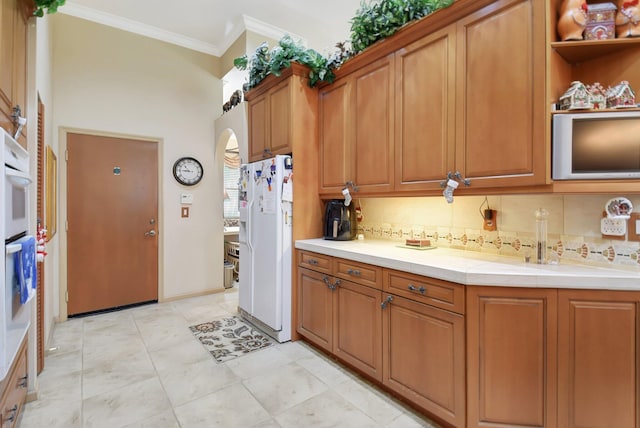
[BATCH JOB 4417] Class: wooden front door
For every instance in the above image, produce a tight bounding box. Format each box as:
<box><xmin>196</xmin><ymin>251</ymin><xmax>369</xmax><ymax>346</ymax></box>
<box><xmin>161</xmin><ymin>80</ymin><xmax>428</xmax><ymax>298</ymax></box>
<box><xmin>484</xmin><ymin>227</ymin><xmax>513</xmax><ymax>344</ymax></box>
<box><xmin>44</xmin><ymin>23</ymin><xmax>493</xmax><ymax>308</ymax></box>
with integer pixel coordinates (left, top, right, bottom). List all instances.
<box><xmin>67</xmin><ymin>133</ymin><xmax>158</xmax><ymax>316</ymax></box>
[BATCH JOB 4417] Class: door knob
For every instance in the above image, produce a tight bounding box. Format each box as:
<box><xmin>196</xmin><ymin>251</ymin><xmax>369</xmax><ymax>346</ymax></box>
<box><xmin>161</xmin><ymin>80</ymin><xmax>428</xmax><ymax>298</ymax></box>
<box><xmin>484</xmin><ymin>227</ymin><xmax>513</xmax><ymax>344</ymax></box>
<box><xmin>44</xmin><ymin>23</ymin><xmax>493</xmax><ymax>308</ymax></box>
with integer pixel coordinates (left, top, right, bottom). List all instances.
<box><xmin>144</xmin><ymin>230</ymin><xmax>156</xmax><ymax>237</ymax></box>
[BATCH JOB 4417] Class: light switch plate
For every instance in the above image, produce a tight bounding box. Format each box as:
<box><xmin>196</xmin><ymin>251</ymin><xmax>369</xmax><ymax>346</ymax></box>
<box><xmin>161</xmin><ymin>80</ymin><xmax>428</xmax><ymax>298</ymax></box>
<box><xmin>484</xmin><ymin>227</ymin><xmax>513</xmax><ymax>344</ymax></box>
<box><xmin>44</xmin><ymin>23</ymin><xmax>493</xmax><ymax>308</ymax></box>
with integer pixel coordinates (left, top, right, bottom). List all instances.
<box><xmin>181</xmin><ymin>193</ymin><xmax>194</xmax><ymax>204</ymax></box>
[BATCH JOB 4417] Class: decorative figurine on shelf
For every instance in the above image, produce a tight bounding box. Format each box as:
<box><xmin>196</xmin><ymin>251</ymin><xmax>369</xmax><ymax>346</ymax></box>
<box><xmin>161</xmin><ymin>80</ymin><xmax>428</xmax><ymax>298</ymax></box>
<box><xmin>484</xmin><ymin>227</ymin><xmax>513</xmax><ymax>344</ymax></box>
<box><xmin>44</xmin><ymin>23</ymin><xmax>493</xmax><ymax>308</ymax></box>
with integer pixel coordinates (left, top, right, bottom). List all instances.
<box><xmin>606</xmin><ymin>80</ymin><xmax>637</xmax><ymax>108</ymax></box>
<box><xmin>558</xmin><ymin>0</ymin><xmax>589</xmax><ymax>40</ymax></box>
<box><xmin>559</xmin><ymin>81</ymin><xmax>593</xmax><ymax>110</ymax></box>
<box><xmin>616</xmin><ymin>0</ymin><xmax>640</xmax><ymax>37</ymax></box>
<box><xmin>585</xmin><ymin>2</ymin><xmax>617</xmax><ymax>39</ymax></box>
<box><xmin>587</xmin><ymin>82</ymin><xmax>607</xmax><ymax>109</ymax></box>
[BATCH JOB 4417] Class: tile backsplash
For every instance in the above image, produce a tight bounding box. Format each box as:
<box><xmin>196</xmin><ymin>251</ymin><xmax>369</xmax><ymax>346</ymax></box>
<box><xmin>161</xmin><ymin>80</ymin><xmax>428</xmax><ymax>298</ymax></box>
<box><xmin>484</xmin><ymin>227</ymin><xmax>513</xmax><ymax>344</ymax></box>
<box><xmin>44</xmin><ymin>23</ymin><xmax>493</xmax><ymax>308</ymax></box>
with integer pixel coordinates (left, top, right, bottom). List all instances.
<box><xmin>356</xmin><ymin>194</ymin><xmax>640</xmax><ymax>269</ymax></box>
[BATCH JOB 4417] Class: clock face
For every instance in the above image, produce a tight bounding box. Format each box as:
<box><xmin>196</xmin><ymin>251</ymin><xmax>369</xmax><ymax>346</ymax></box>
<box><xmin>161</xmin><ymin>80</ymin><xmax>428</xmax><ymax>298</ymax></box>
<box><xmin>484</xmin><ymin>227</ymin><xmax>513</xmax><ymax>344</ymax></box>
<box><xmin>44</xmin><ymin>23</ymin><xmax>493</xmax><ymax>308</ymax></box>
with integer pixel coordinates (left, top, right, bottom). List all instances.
<box><xmin>173</xmin><ymin>157</ymin><xmax>203</xmax><ymax>186</ymax></box>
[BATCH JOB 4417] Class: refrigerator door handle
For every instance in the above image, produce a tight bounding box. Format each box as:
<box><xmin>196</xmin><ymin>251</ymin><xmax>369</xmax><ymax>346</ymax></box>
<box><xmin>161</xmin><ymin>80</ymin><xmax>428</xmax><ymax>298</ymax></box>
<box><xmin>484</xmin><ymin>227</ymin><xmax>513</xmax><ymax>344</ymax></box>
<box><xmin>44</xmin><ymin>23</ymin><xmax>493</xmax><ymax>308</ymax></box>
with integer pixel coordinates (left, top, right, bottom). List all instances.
<box><xmin>246</xmin><ymin>198</ymin><xmax>254</xmax><ymax>252</ymax></box>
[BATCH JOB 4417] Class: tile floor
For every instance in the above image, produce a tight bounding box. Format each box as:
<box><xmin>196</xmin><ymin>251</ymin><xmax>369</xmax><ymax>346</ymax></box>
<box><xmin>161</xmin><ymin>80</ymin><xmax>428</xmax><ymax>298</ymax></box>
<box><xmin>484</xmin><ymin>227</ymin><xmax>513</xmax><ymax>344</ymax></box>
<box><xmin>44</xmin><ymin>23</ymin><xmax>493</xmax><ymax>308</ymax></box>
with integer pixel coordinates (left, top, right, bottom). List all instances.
<box><xmin>19</xmin><ymin>285</ymin><xmax>441</xmax><ymax>428</ymax></box>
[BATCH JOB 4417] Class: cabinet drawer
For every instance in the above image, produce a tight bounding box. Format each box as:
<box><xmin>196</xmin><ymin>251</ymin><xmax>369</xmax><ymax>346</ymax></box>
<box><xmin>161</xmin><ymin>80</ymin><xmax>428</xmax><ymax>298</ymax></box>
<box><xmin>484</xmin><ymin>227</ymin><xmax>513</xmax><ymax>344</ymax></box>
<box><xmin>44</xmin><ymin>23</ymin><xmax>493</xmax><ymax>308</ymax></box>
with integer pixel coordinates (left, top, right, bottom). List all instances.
<box><xmin>384</xmin><ymin>270</ymin><xmax>464</xmax><ymax>315</ymax></box>
<box><xmin>334</xmin><ymin>259</ymin><xmax>382</xmax><ymax>289</ymax></box>
<box><xmin>1</xmin><ymin>337</ymin><xmax>27</xmax><ymax>428</ymax></box>
<box><xmin>298</xmin><ymin>250</ymin><xmax>332</xmax><ymax>275</ymax></box>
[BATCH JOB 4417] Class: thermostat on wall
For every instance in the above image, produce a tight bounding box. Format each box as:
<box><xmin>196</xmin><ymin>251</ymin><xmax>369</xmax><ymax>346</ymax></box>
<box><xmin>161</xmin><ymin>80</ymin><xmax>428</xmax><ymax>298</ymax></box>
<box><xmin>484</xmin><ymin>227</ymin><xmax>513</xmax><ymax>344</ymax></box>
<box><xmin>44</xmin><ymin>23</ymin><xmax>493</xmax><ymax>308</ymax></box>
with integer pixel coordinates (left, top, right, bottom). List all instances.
<box><xmin>181</xmin><ymin>193</ymin><xmax>194</xmax><ymax>204</ymax></box>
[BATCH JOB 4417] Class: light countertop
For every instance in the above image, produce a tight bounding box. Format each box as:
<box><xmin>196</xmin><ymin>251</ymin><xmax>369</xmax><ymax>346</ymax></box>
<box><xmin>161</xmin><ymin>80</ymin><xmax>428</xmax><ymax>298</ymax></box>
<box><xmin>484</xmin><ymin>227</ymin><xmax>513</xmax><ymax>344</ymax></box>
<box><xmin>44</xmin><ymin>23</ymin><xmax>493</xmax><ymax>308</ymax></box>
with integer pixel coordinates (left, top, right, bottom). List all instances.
<box><xmin>224</xmin><ymin>226</ymin><xmax>239</xmax><ymax>236</ymax></box>
<box><xmin>295</xmin><ymin>238</ymin><xmax>640</xmax><ymax>291</ymax></box>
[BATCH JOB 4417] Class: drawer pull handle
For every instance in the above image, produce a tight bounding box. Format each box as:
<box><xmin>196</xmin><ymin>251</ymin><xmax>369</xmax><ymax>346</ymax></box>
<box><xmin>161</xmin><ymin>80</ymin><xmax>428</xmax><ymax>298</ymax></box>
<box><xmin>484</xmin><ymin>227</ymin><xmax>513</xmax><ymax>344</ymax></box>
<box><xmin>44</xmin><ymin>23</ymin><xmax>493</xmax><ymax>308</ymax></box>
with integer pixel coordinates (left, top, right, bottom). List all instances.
<box><xmin>322</xmin><ymin>276</ymin><xmax>341</xmax><ymax>290</ymax></box>
<box><xmin>381</xmin><ymin>295</ymin><xmax>394</xmax><ymax>309</ymax></box>
<box><xmin>408</xmin><ymin>284</ymin><xmax>426</xmax><ymax>294</ymax></box>
<box><xmin>308</xmin><ymin>259</ymin><xmax>318</xmax><ymax>265</ymax></box>
<box><xmin>347</xmin><ymin>268</ymin><xmax>361</xmax><ymax>276</ymax></box>
<box><xmin>18</xmin><ymin>374</ymin><xmax>28</xmax><ymax>388</ymax></box>
<box><xmin>5</xmin><ymin>405</ymin><xmax>17</xmax><ymax>423</ymax></box>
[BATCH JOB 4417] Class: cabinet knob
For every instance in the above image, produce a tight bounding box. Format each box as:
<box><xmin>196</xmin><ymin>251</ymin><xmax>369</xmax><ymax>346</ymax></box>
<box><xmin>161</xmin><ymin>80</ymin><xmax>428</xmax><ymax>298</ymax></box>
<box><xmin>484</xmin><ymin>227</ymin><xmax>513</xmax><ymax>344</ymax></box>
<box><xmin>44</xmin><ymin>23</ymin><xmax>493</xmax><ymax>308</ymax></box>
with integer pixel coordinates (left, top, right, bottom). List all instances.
<box><xmin>4</xmin><ymin>405</ymin><xmax>18</xmax><ymax>423</ymax></box>
<box><xmin>381</xmin><ymin>295</ymin><xmax>394</xmax><ymax>309</ymax></box>
<box><xmin>308</xmin><ymin>259</ymin><xmax>318</xmax><ymax>265</ymax></box>
<box><xmin>18</xmin><ymin>374</ymin><xmax>28</xmax><ymax>388</ymax></box>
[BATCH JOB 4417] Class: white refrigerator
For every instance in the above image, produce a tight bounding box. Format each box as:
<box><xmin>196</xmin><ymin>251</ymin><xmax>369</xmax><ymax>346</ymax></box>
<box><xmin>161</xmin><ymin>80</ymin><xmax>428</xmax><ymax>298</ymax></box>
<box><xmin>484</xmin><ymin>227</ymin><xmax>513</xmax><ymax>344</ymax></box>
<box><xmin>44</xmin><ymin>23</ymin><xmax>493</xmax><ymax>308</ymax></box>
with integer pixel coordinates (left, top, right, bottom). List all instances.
<box><xmin>238</xmin><ymin>155</ymin><xmax>293</xmax><ymax>342</ymax></box>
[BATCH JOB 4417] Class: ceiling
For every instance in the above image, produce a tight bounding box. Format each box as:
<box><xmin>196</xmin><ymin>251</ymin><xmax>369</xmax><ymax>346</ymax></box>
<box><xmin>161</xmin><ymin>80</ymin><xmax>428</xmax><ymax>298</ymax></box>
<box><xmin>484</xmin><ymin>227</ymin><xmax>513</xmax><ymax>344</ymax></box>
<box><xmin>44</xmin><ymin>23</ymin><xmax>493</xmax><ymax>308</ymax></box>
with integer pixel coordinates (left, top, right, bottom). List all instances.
<box><xmin>60</xmin><ymin>0</ymin><xmax>364</xmax><ymax>57</ymax></box>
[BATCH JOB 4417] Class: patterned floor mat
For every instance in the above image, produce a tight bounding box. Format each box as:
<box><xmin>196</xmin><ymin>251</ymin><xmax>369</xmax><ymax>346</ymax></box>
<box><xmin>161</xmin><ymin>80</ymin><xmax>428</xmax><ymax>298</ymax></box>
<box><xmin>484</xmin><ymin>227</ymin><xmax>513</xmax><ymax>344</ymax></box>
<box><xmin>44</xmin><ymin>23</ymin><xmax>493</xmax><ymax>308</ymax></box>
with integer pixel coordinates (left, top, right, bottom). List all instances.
<box><xmin>189</xmin><ymin>315</ymin><xmax>274</xmax><ymax>363</ymax></box>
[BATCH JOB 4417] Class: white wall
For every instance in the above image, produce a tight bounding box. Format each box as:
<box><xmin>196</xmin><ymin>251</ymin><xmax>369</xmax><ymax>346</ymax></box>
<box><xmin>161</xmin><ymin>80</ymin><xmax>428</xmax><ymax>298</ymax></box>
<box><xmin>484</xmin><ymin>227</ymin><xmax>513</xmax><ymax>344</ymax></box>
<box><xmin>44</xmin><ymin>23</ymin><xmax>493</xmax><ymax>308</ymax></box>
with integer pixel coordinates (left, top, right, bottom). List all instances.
<box><xmin>50</xmin><ymin>14</ymin><xmax>225</xmax><ymax>308</ymax></box>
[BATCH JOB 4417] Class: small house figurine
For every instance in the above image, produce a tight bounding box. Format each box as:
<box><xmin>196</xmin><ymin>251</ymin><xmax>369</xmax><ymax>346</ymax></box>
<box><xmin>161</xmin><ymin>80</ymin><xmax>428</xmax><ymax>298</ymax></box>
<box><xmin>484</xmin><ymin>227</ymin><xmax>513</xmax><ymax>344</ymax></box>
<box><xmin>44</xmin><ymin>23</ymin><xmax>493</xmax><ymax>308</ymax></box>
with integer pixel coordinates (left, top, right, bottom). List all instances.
<box><xmin>587</xmin><ymin>82</ymin><xmax>607</xmax><ymax>109</ymax></box>
<box><xmin>559</xmin><ymin>81</ymin><xmax>593</xmax><ymax>110</ymax></box>
<box><xmin>585</xmin><ymin>2</ymin><xmax>617</xmax><ymax>39</ymax></box>
<box><xmin>606</xmin><ymin>80</ymin><xmax>636</xmax><ymax>108</ymax></box>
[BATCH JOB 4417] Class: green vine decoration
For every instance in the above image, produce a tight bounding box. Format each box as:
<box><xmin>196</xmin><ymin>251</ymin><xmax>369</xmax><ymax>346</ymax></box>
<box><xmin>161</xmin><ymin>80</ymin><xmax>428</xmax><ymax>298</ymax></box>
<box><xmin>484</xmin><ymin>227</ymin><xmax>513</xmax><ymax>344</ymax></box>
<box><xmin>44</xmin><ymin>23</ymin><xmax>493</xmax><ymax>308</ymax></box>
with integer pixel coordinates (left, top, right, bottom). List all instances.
<box><xmin>234</xmin><ymin>35</ymin><xmax>334</xmax><ymax>90</ymax></box>
<box><xmin>350</xmin><ymin>0</ymin><xmax>454</xmax><ymax>54</ymax></box>
<box><xmin>33</xmin><ymin>0</ymin><xmax>66</xmax><ymax>17</ymax></box>
<box><xmin>236</xmin><ymin>0</ymin><xmax>454</xmax><ymax>90</ymax></box>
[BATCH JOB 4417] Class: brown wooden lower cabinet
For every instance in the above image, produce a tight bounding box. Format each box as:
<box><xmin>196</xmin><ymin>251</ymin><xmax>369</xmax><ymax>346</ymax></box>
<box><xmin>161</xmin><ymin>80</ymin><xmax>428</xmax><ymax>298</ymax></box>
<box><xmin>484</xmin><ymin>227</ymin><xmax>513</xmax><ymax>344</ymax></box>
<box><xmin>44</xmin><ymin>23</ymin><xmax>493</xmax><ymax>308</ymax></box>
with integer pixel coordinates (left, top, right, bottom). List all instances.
<box><xmin>297</xmin><ymin>265</ymin><xmax>383</xmax><ymax>381</ymax></box>
<box><xmin>297</xmin><ymin>267</ymin><xmax>333</xmax><ymax>352</ymax></box>
<box><xmin>558</xmin><ymin>289</ymin><xmax>640</xmax><ymax>428</ymax></box>
<box><xmin>299</xmin><ymin>250</ymin><xmax>640</xmax><ymax>428</ymax></box>
<box><xmin>466</xmin><ymin>286</ymin><xmax>557</xmax><ymax>428</ymax></box>
<box><xmin>383</xmin><ymin>294</ymin><xmax>465</xmax><ymax>428</ymax></box>
<box><xmin>0</xmin><ymin>336</ymin><xmax>27</xmax><ymax>428</ymax></box>
<box><xmin>334</xmin><ymin>279</ymin><xmax>383</xmax><ymax>382</ymax></box>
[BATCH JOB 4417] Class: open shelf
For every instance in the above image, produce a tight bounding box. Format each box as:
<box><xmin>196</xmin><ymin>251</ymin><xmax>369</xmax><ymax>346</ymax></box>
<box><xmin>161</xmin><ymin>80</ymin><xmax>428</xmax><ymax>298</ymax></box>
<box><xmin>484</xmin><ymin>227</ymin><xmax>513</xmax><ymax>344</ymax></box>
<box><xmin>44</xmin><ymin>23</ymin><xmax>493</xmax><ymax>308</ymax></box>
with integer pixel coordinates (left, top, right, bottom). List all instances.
<box><xmin>551</xmin><ymin>37</ymin><xmax>640</xmax><ymax>63</ymax></box>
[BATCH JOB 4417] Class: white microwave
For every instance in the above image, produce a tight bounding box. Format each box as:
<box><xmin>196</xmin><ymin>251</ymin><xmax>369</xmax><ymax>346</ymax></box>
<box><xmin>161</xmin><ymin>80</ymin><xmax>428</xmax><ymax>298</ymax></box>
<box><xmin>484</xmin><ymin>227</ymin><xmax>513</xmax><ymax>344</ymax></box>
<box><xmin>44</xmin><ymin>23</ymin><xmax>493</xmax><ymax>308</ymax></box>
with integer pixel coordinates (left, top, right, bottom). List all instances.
<box><xmin>552</xmin><ymin>111</ymin><xmax>640</xmax><ymax>180</ymax></box>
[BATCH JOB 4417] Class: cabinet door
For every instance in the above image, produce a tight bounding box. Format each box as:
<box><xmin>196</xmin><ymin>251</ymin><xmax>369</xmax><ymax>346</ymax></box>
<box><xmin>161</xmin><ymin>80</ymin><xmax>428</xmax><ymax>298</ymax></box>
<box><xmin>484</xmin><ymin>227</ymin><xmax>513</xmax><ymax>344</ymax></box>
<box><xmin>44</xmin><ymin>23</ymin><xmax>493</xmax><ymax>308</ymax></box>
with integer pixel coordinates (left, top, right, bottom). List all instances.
<box><xmin>467</xmin><ymin>286</ymin><xmax>557</xmax><ymax>428</ymax></box>
<box><xmin>352</xmin><ymin>54</ymin><xmax>395</xmax><ymax>194</ymax></box>
<box><xmin>0</xmin><ymin>0</ymin><xmax>16</xmax><ymax>133</ymax></box>
<box><xmin>456</xmin><ymin>0</ymin><xmax>545</xmax><ymax>188</ymax></box>
<box><xmin>558</xmin><ymin>290</ymin><xmax>639</xmax><ymax>428</ymax></box>
<box><xmin>12</xmin><ymin>2</ymin><xmax>28</xmax><ymax>146</ymax></box>
<box><xmin>297</xmin><ymin>267</ymin><xmax>333</xmax><ymax>352</ymax></box>
<box><xmin>395</xmin><ymin>25</ymin><xmax>456</xmax><ymax>191</ymax></box>
<box><xmin>383</xmin><ymin>294</ymin><xmax>465</xmax><ymax>427</ymax></box>
<box><xmin>268</xmin><ymin>79</ymin><xmax>291</xmax><ymax>156</ymax></box>
<box><xmin>247</xmin><ymin>92</ymin><xmax>269</xmax><ymax>162</ymax></box>
<box><xmin>319</xmin><ymin>79</ymin><xmax>351</xmax><ymax>194</ymax></box>
<box><xmin>0</xmin><ymin>337</ymin><xmax>27</xmax><ymax>428</ymax></box>
<box><xmin>334</xmin><ymin>280</ymin><xmax>382</xmax><ymax>381</ymax></box>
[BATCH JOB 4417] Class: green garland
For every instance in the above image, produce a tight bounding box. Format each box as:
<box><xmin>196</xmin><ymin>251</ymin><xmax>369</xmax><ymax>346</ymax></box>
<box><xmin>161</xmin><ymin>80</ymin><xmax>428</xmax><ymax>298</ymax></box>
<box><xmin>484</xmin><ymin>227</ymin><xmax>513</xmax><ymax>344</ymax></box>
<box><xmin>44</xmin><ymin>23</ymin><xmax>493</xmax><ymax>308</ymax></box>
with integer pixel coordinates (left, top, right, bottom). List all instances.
<box><xmin>33</xmin><ymin>0</ymin><xmax>66</xmax><ymax>17</ymax></box>
<box><xmin>236</xmin><ymin>0</ymin><xmax>454</xmax><ymax>90</ymax></box>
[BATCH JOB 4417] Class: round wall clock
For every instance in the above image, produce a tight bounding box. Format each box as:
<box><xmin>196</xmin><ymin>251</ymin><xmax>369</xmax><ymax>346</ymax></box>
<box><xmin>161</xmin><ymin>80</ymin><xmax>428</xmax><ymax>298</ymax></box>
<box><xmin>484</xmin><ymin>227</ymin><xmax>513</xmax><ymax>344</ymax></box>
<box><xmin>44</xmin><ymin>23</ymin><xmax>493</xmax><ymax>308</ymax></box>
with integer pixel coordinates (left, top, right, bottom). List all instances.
<box><xmin>173</xmin><ymin>157</ymin><xmax>204</xmax><ymax>186</ymax></box>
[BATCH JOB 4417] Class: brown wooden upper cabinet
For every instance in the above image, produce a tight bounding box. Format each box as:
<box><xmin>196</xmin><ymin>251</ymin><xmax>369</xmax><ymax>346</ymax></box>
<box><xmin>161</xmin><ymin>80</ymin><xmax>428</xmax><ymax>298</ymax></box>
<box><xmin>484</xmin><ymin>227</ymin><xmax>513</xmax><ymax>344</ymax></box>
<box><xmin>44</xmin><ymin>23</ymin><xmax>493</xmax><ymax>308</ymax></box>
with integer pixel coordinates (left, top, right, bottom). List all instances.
<box><xmin>0</xmin><ymin>0</ymin><xmax>31</xmax><ymax>148</ymax></box>
<box><xmin>319</xmin><ymin>54</ymin><xmax>395</xmax><ymax>195</ymax></box>
<box><xmin>244</xmin><ymin>63</ymin><xmax>319</xmax><ymax>163</ymax></box>
<box><xmin>455</xmin><ymin>0</ymin><xmax>546</xmax><ymax>189</ymax></box>
<box><xmin>394</xmin><ymin>24</ymin><xmax>456</xmax><ymax>191</ymax></box>
<box><xmin>320</xmin><ymin>0</ymin><xmax>546</xmax><ymax>197</ymax></box>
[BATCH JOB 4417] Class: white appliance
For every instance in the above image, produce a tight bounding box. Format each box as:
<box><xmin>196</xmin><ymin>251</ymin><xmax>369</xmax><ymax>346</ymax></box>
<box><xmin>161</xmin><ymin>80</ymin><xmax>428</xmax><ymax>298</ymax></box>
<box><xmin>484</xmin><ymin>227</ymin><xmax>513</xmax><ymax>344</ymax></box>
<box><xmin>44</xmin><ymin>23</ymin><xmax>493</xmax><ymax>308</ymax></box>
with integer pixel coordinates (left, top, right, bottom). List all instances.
<box><xmin>238</xmin><ymin>155</ymin><xmax>293</xmax><ymax>342</ymax></box>
<box><xmin>1</xmin><ymin>128</ymin><xmax>32</xmax><ymax>381</ymax></box>
<box><xmin>552</xmin><ymin>110</ymin><xmax>640</xmax><ymax>180</ymax></box>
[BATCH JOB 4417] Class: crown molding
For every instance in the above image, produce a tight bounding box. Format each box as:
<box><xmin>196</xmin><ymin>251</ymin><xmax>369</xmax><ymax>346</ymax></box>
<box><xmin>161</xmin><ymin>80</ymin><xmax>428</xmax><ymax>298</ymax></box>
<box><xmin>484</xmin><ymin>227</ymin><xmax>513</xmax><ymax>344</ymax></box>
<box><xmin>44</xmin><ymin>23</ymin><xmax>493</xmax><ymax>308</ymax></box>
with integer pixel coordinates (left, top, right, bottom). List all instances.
<box><xmin>242</xmin><ymin>15</ymin><xmax>307</xmax><ymax>46</ymax></box>
<box><xmin>60</xmin><ymin>2</ymin><xmax>222</xmax><ymax>56</ymax></box>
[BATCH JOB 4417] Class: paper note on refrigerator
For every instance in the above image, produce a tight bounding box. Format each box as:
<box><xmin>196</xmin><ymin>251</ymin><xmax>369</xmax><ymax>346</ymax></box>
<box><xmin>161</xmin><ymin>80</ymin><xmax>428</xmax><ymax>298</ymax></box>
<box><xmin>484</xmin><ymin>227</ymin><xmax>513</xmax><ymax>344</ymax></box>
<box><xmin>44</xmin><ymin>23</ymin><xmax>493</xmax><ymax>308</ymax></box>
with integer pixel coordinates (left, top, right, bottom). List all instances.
<box><xmin>262</xmin><ymin>179</ymin><xmax>276</xmax><ymax>214</ymax></box>
<box><xmin>281</xmin><ymin>177</ymin><xmax>293</xmax><ymax>202</ymax></box>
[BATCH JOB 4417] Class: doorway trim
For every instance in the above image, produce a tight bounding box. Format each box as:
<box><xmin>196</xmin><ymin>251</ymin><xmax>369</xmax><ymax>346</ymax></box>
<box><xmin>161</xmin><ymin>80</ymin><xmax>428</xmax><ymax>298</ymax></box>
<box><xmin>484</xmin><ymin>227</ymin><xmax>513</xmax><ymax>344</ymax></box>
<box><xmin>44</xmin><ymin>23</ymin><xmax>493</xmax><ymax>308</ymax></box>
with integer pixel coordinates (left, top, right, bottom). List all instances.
<box><xmin>57</xmin><ymin>127</ymin><xmax>164</xmax><ymax>321</ymax></box>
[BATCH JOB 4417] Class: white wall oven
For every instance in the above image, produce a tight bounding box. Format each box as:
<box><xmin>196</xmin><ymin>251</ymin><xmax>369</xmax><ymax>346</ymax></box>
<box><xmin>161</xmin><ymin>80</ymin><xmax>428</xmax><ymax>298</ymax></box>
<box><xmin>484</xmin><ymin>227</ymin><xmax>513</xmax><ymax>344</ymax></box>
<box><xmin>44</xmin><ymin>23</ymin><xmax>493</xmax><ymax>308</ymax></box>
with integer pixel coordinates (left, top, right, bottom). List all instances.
<box><xmin>1</xmin><ymin>128</ymin><xmax>32</xmax><ymax>381</ymax></box>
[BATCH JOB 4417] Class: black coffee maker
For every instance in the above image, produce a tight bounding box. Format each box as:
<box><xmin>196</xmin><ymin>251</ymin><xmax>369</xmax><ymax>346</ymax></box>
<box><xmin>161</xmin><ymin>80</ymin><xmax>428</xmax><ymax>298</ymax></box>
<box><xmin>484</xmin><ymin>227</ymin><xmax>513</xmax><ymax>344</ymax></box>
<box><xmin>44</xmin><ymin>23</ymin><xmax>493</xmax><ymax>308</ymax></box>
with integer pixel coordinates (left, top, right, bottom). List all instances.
<box><xmin>323</xmin><ymin>199</ymin><xmax>357</xmax><ymax>241</ymax></box>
